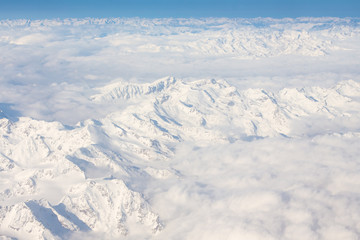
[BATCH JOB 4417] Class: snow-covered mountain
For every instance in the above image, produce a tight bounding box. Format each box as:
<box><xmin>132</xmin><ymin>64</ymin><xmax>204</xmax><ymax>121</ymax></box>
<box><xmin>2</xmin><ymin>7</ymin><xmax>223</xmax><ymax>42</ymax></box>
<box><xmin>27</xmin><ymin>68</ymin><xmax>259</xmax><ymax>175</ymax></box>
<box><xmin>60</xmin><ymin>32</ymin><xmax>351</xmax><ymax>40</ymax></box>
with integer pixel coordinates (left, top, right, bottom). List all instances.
<box><xmin>1</xmin><ymin>17</ymin><xmax>359</xmax><ymax>126</ymax></box>
<box><xmin>1</xmin><ymin>17</ymin><xmax>358</xmax><ymax>58</ymax></box>
<box><xmin>0</xmin><ymin>116</ymin><xmax>163</xmax><ymax>239</ymax></box>
<box><xmin>1</xmin><ymin>16</ymin><xmax>360</xmax><ymax>239</ymax></box>
<box><xmin>0</xmin><ymin>77</ymin><xmax>360</xmax><ymax>239</ymax></box>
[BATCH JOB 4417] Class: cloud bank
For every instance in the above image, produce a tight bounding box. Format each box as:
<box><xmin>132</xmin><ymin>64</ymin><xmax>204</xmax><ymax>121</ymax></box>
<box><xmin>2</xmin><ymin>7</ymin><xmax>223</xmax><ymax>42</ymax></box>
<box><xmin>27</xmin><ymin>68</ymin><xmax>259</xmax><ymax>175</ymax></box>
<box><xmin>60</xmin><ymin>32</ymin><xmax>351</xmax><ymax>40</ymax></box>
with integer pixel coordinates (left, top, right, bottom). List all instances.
<box><xmin>0</xmin><ymin>18</ymin><xmax>360</xmax><ymax>239</ymax></box>
<box><xmin>0</xmin><ymin>17</ymin><xmax>359</xmax><ymax>124</ymax></box>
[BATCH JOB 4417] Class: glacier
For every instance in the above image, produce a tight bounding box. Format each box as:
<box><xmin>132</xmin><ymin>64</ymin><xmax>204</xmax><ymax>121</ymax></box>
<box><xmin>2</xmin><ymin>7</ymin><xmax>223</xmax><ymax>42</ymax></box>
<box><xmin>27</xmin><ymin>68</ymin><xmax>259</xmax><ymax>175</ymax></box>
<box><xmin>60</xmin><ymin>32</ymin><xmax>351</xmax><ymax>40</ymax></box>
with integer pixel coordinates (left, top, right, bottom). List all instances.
<box><xmin>0</xmin><ymin>17</ymin><xmax>360</xmax><ymax>239</ymax></box>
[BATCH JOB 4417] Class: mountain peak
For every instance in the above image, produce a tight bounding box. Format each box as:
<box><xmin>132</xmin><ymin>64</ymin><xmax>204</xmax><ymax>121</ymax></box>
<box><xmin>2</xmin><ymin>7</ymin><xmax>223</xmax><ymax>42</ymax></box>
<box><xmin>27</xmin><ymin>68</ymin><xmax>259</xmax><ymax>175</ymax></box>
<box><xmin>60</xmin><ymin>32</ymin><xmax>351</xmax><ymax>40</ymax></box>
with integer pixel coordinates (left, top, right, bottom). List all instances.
<box><xmin>91</xmin><ymin>76</ymin><xmax>177</xmax><ymax>102</ymax></box>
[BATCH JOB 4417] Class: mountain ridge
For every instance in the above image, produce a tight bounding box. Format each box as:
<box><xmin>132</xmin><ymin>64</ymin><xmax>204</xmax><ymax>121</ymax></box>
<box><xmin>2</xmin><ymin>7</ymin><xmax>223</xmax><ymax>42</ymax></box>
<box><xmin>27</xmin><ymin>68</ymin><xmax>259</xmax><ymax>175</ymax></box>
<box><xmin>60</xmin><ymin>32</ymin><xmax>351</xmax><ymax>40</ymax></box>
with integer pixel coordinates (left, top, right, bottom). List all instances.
<box><xmin>0</xmin><ymin>78</ymin><xmax>360</xmax><ymax>239</ymax></box>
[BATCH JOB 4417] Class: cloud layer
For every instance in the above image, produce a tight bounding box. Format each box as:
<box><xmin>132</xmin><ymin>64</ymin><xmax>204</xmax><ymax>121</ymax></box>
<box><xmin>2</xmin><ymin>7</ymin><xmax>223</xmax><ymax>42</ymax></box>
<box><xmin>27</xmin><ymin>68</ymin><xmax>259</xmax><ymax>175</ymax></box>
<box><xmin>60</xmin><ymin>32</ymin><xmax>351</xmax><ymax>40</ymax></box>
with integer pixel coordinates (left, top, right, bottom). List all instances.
<box><xmin>0</xmin><ymin>18</ymin><xmax>360</xmax><ymax>239</ymax></box>
<box><xmin>0</xmin><ymin>17</ymin><xmax>360</xmax><ymax>124</ymax></box>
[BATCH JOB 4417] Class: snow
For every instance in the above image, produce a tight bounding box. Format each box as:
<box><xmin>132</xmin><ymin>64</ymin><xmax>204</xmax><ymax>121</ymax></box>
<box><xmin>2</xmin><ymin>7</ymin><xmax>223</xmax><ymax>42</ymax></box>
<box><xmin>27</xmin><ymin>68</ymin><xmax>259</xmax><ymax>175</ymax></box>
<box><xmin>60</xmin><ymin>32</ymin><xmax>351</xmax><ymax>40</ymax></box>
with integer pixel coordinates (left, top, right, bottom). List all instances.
<box><xmin>0</xmin><ymin>17</ymin><xmax>360</xmax><ymax>239</ymax></box>
<box><xmin>0</xmin><ymin>17</ymin><xmax>359</xmax><ymax>124</ymax></box>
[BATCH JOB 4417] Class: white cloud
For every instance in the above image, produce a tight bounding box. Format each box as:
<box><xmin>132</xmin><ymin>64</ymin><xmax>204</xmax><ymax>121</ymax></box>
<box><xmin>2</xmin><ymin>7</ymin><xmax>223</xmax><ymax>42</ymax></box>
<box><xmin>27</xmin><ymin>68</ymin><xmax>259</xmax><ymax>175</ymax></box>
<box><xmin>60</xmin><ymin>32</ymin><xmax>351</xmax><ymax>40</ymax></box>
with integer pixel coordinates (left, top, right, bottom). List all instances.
<box><xmin>150</xmin><ymin>133</ymin><xmax>360</xmax><ymax>239</ymax></box>
<box><xmin>0</xmin><ymin>17</ymin><xmax>360</xmax><ymax>239</ymax></box>
<box><xmin>0</xmin><ymin>17</ymin><xmax>359</xmax><ymax>124</ymax></box>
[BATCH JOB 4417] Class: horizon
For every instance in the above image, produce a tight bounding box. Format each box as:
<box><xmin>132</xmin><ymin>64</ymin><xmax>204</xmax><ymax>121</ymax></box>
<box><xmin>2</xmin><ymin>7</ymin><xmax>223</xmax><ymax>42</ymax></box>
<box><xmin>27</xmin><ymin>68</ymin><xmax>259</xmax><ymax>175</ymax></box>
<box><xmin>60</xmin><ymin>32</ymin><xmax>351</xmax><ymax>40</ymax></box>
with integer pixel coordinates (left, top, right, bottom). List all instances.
<box><xmin>1</xmin><ymin>16</ymin><xmax>360</xmax><ymax>21</ymax></box>
<box><xmin>1</xmin><ymin>16</ymin><xmax>359</xmax><ymax>23</ymax></box>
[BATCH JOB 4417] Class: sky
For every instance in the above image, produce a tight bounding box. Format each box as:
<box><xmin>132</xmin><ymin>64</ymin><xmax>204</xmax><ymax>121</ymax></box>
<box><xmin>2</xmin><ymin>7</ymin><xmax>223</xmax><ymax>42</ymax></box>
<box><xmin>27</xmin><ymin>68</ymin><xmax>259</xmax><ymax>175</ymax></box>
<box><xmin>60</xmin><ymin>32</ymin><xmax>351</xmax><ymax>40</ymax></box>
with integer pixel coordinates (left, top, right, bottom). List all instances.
<box><xmin>0</xmin><ymin>0</ymin><xmax>359</xmax><ymax>19</ymax></box>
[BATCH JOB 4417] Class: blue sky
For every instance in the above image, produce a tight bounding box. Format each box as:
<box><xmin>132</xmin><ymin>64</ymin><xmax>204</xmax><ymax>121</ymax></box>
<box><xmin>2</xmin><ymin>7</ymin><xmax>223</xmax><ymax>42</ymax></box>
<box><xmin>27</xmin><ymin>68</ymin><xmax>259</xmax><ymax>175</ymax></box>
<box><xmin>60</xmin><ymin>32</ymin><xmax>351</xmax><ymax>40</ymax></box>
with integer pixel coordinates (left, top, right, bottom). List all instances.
<box><xmin>0</xmin><ymin>0</ymin><xmax>359</xmax><ymax>19</ymax></box>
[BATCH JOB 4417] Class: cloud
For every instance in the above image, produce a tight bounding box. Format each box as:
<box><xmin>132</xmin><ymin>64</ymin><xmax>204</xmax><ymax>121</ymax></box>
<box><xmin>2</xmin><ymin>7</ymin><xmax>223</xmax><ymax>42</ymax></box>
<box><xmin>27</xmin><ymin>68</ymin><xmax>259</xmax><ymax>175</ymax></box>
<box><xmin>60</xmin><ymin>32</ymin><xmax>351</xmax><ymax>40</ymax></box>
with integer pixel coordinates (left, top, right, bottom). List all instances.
<box><xmin>0</xmin><ymin>17</ymin><xmax>359</xmax><ymax>125</ymax></box>
<box><xmin>0</xmin><ymin>17</ymin><xmax>360</xmax><ymax>239</ymax></box>
<box><xmin>149</xmin><ymin>133</ymin><xmax>360</xmax><ymax>239</ymax></box>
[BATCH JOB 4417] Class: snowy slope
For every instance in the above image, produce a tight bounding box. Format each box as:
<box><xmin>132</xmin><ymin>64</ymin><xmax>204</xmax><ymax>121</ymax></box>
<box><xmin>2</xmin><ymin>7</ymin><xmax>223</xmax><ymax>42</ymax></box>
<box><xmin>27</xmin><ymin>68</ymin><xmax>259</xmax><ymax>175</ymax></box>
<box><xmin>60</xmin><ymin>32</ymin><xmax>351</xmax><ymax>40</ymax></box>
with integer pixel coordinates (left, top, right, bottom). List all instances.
<box><xmin>1</xmin><ymin>17</ymin><xmax>358</xmax><ymax>58</ymax></box>
<box><xmin>92</xmin><ymin>77</ymin><xmax>360</xmax><ymax>139</ymax></box>
<box><xmin>0</xmin><ymin>16</ymin><xmax>360</xmax><ymax>240</ymax></box>
<box><xmin>0</xmin><ymin>78</ymin><xmax>360</xmax><ymax>239</ymax></box>
<box><xmin>1</xmin><ymin>17</ymin><xmax>359</xmax><ymax>126</ymax></box>
<box><xmin>0</xmin><ymin>116</ymin><xmax>163</xmax><ymax>239</ymax></box>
